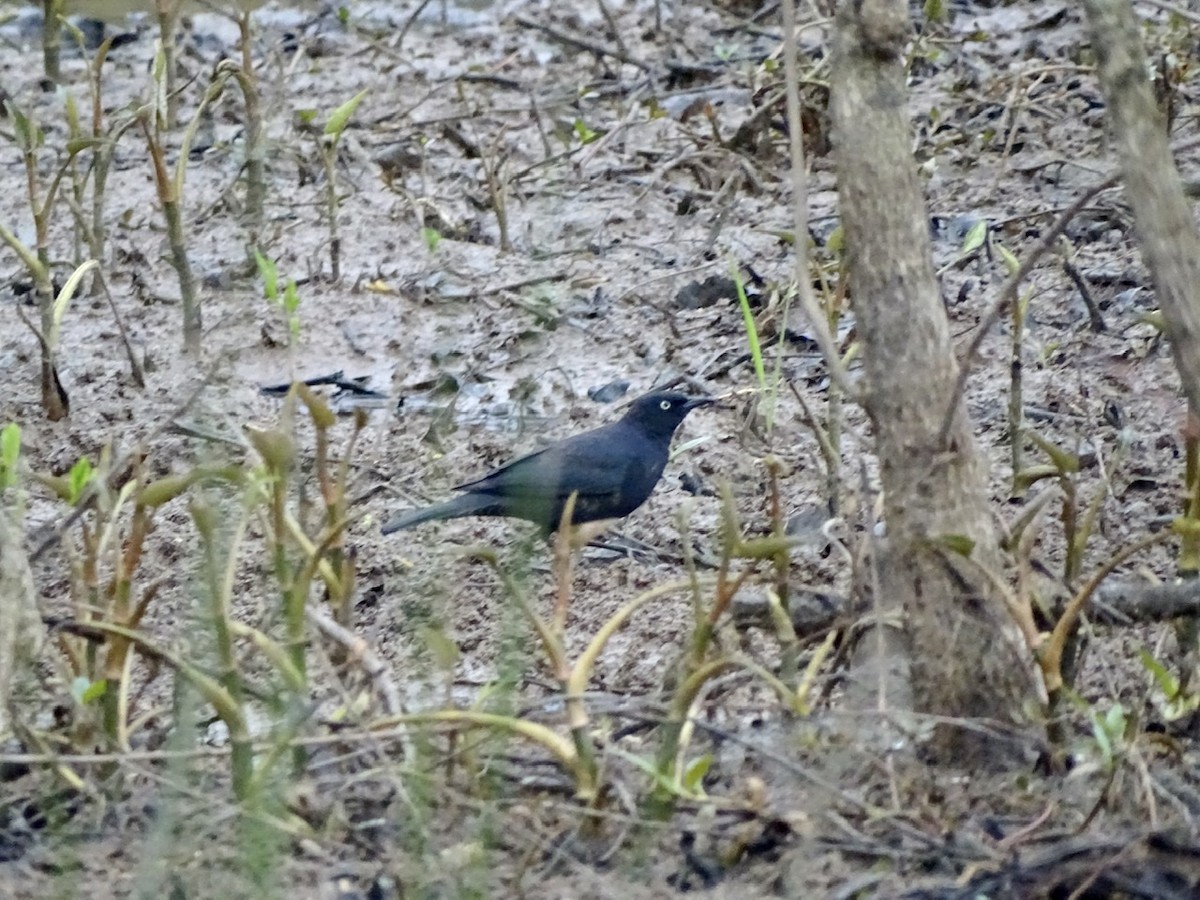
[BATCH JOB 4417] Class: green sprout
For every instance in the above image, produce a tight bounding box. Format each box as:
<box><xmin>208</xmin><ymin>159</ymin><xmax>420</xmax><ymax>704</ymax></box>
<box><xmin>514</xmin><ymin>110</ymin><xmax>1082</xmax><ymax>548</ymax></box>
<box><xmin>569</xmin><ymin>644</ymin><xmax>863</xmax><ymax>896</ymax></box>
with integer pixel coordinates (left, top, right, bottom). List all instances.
<box><xmin>0</xmin><ymin>423</ymin><xmax>20</xmax><ymax>490</ymax></box>
<box><xmin>255</xmin><ymin>251</ymin><xmax>302</xmax><ymax>344</ymax></box>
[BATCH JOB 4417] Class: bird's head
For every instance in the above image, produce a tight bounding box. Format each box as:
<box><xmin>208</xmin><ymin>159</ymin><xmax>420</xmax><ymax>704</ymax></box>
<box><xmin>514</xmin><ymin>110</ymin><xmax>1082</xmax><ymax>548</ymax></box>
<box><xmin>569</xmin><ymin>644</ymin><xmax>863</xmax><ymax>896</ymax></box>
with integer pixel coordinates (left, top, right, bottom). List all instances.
<box><xmin>623</xmin><ymin>390</ymin><xmax>713</xmax><ymax>437</ymax></box>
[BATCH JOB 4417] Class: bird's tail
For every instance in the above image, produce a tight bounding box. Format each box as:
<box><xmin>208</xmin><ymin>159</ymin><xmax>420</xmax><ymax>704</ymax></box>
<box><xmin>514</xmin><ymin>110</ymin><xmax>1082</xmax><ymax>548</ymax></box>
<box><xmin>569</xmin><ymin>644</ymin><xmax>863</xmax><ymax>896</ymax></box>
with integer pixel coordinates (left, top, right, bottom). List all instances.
<box><xmin>380</xmin><ymin>492</ymin><xmax>496</xmax><ymax>535</ymax></box>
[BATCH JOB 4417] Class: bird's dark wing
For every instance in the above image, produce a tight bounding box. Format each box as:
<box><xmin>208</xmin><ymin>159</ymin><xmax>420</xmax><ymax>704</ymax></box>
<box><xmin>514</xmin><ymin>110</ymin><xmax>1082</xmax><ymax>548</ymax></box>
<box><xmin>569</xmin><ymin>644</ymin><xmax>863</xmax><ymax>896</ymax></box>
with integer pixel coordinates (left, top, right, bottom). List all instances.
<box><xmin>455</xmin><ymin>421</ymin><xmax>671</xmax><ymax>526</ymax></box>
<box><xmin>456</xmin><ymin>425</ymin><xmax>643</xmax><ymax>499</ymax></box>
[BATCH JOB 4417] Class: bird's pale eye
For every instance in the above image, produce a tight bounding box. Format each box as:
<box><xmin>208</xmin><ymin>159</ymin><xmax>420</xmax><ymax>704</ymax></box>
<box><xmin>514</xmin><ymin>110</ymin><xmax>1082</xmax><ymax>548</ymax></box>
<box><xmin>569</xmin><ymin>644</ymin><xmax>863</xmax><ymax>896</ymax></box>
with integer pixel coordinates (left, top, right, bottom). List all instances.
<box><xmin>660</xmin><ymin>400</ymin><xmax>672</xmax><ymax>410</ymax></box>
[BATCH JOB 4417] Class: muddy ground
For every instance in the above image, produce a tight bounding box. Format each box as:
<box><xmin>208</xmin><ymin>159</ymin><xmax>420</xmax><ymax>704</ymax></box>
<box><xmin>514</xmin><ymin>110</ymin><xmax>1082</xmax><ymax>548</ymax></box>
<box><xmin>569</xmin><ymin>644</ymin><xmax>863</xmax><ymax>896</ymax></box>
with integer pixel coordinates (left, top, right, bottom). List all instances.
<box><xmin>3</xmin><ymin>0</ymin><xmax>1200</xmax><ymax>896</ymax></box>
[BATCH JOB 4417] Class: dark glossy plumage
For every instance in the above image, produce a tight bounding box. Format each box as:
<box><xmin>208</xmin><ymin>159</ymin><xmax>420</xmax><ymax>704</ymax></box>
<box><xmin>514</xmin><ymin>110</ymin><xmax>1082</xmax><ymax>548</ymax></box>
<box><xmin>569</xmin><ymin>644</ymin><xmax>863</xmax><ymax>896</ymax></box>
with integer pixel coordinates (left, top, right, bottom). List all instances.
<box><xmin>381</xmin><ymin>391</ymin><xmax>712</xmax><ymax>534</ymax></box>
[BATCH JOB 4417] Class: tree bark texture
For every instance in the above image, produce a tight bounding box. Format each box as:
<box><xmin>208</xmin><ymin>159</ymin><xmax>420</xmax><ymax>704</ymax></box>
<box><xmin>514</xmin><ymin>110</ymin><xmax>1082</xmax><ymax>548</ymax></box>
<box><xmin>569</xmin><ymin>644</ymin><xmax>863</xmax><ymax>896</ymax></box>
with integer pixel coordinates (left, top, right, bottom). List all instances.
<box><xmin>1083</xmin><ymin>0</ymin><xmax>1200</xmax><ymax>416</ymax></box>
<box><xmin>0</xmin><ymin>505</ymin><xmax>43</xmax><ymax>739</ymax></box>
<box><xmin>828</xmin><ymin>0</ymin><xmax>1037</xmax><ymax>762</ymax></box>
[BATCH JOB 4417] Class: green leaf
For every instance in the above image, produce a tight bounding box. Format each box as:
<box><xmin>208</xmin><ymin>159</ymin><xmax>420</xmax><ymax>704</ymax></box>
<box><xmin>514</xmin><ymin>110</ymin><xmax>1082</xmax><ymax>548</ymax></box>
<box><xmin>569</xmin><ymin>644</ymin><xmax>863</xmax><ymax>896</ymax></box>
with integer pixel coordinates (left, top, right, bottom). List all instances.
<box><xmin>1102</xmin><ymin>703</ymin><xmax>1126</xmax><ymax>739</ymax></box>
<box><xmin>65</xmin><ymin>136</ymin><xmax>104</xmax><ymax>156</ymax></box>
<box><xmin>608</xmin><ymin>747</ymin><xmax>684</xmax><ymax>795</ymax></box>
<box><xmin>1039</xmin><ymin>340</ymin><xmax>1062</xmax><ymax>364</ymax></box>
<box><xmin>1017</xmin><ymin>291</ymin><xmax>1032</xmax><ymax>318</ymax></box>
<box><xmin>1139</xmin><ymin>648</ymin><xmax>1179</xmax><ymax>697</ymax></box>
<box><xmin>283</xmin><ymin>279</ymin><xmax>300</xmax><ymax>316</ymax></box>
<box><xmin>67</xmin><ymin>456</ymin><xmax>94</xmax><ymax>504</ymax></box>
<box><xmin>82</xmin><ymin>678</ymin><xmax>108</xmax><ymax>704</ymax></box>
<box><xmin>64</xmin><ymin>89</ymin><xmax>81</xmax><ymax>138</ymax></box>
<box><xmin>11</xmin><ymin>102</ymin><xmax>43</xmax><ymax>151</ymax></box>
<box><xmin>1012</xmin><ymin>463</ymin><xmax>1061</xmax><ymax>492</ymax></box>
<box><xmin>0</xmin><ymin>423</ymin><xmax>19</xmax><ymax>490</ymax></box>
<box><xmin>682</xmin><ymin>754</ymin><xmax>712</xmax><ymax>794</ymax></box>
<box><xmin>421</xmin><ymin>227</ymin><xmax>442</xmax><ymax>253</ymax></box>
<box><xmin>1026</xmin><ymin>431</ymin><xmax>1081</xmax><ymax>475</ymax></box>
<box><xmin>1138</xmin><ymin>647</ymin><xmax>1200</xmax><ymax>720</ymax></box>
<box><xmin>71</xmin><ymin>677</ymin><xmax>107</xmax><ymax>705</ymax></box>
<box><xmin>1099</xmin><ymin>705</ymin><xmax>1128</xmax><ymax>748</ymax></box>
<box><xmin>937</xmin><ymin>534</ymin><xmax>976</xmax><ymax>556</ymax></box>
<box><xmin>284</xmin><ymin>279</ymin><xmax>301</xmax><ymax>339</ymax></box>
<box><xmin>255</xmin><ymin>249</ymin><xmax>278</xmax><ymax>301</ymax></box>
<box><xmin>138</xmin><ymin>473</ymin><xmax>194</xmax><ymax>508</ymax></box>
<box><xmin>1088</xmin><ymin>709</ymin><xmax>1113</xmax><ymax>765</ymax></box>
<box><xmin>960</xmin><ymin>219</ymin><xmax>988</xmax><ymax>255</ymax></box>
<box><xmin>52</xmin><ymin>259</ymin><xmax>99</xmax><ymax>339</ymax></box>
<box><xmin>1138</xmin><ymin>310</ymin><xmax>1165</xmax><ymax>332</ymax></box>
<box><xmin>420</xmin><ymin>626</ymin><xmax>460</xmax><ymax>672</ymax></box>
<box><xmin>826</xmin><ymin>224</ymin><xmax>844</xmax><ymax>255</ymax></box>
<box><xmin>572</xmin><ymin>118</ymin><xmax>600</xmax><ymax>144</ymax></box>
<box><xmin>731</xmin><ymin>259</ymin><xmax>766</xmax><ymax>392</ymax></box>
<box><xmin>997</xmin><ymin>242</ymin><xmax>1020</xmax><ymax>275</ymax></box>
<box><xmin>324</xmin><ymin>88</ymin><xmax>369</xmax><ymax>138</ymax></box>
<box><xmin>151</xmin><ymin>43</ymin><xmax>169</xmax><ymax>126</ymax></box>
<box><xmin>1</xmin><ymin>424</ymin><xmax>19</xmax><ymax>461</ymax></box>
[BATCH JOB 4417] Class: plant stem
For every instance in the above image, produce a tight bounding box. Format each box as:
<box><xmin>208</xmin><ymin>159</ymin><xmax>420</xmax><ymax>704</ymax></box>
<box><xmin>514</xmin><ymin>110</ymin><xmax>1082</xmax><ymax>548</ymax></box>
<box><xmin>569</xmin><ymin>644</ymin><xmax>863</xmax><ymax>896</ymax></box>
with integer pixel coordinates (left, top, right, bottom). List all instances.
<box><xmin>155</xmin><ymin>0</ymin><xmax>181</xmax><ymax>128</ymax></box>
<box><xmin>163</xmin><ymin>195</ymin><xmax>201</xmax><ymax>351</ymax></box>
<box><xmin>1010</xmin><ymin>295</ymin><xmax>1025</xmax><ymax>496</ymax></box>
<box><xmin>236</xmin><ymin>14</ymin><xmax>266</xmax><ymax>266</ymax></box>
<box><xmin>41</xmin><ymin>0</ymin><xmax>64</xmax><ymax>82</ymax></box>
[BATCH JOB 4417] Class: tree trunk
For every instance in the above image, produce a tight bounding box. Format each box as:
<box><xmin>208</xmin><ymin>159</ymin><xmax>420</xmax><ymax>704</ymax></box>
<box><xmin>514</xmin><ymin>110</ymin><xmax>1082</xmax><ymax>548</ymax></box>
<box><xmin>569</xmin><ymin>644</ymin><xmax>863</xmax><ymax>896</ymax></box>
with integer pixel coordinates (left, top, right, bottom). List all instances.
<box><xmin>828</xmin><ymin>0</ymin><xmax>1037</xmax><ymax>763</ymax></box>
<box><xmin>1082</xmin><ymin>0</ymin><xmax>1200</xmax><ymax>415</ymax></box>
<box><xmin>0</xmin><ymin>505</ymin><xmax>44</xmax><ymax>739</ymax></box>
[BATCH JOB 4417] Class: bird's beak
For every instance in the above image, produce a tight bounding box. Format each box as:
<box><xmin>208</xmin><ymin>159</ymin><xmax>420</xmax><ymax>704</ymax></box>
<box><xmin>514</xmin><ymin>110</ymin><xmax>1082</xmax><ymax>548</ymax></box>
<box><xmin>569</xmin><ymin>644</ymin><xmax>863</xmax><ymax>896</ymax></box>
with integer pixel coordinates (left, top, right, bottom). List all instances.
<box><xmin>685</xmin><ymin>396</ymin><xmax>716</xmax><ymax>411</ymax></box>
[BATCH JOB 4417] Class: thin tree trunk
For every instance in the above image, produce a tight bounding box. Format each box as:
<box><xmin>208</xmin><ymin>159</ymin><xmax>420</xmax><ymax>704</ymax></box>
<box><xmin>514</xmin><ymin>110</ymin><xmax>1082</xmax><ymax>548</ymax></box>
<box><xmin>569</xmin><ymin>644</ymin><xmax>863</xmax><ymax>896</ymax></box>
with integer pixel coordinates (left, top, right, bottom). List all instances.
<box><xmin>1082</xmin><ymin>0</ymin><xmax>1200</xmax><ymax>414</ymax></box>
<box><xmin>0</xmin><ymin>505</ymin><xmax>44</xmax><ymax>739</ymax></box>
<box><xmin>828</xmin><ymin>0</ymin><xmax>1037</xmax><ymax>763</ymax></box>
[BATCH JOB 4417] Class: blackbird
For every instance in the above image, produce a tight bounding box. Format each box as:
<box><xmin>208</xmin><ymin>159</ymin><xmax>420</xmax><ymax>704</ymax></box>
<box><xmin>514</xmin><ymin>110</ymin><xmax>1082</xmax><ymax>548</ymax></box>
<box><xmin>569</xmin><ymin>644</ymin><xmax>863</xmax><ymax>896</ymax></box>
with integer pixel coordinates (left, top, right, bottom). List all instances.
<box><xmin>381</xmin><ymin>390</ymin><xmax>712</xmax><ymax>534</ymax></box>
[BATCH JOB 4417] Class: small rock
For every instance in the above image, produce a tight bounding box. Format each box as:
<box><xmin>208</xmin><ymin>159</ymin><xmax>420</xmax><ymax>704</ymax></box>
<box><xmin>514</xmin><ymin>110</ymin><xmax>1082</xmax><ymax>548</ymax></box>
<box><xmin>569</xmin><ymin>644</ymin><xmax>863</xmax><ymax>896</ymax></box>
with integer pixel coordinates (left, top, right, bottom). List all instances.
<box><xmin>587</xmin><ymin>380</ymin><xmax>630</xmax><ymax>403</ymax></box>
